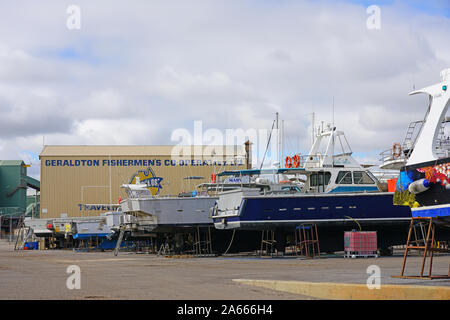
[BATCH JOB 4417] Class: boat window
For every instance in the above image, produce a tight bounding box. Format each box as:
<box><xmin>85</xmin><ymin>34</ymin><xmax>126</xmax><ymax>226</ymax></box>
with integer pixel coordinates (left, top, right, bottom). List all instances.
<box><xmin>322</xmin><ymin>172</ymin><xmax>331</xmax><ymax>185</ymax></box>
<box><xmin>129</xmin><ymin>189</ymin><xmax>151</xmax><ymax>197</ymax></box>
<box><xmin>281</xmin><ymin>186</ymin><xmax>302</xmax><ymax>193</ymax></box>
<box><xmin>366</xmin><ymin>171</ymin><xmax>379</xmax><ymax>184</ymax></box>
<box><xmin>353</xmin><ymin>171</ymin><xmax>376</xmax><ymax>184</ymax></box>
<box><xmin>310</xmin><ymin>172</ymin><xmax>331</xmax><ymax>186</ymax></box>
<box><xmin>310</xmin><ymin>174</ymin><xmax>317</xmax><ymax>187</ymax></box>
<box><xmin>336</xmin><ymin>171</ymin><xmax>352</xmax><ymax>184</ymax></box>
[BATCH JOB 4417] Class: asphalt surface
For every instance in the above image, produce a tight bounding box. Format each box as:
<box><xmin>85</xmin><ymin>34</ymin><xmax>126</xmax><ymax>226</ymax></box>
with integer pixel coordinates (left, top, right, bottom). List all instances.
<box><xmin>0</xmin><ymin>240</ymin><xmax>449</xmax><ymax>300</ymax></box>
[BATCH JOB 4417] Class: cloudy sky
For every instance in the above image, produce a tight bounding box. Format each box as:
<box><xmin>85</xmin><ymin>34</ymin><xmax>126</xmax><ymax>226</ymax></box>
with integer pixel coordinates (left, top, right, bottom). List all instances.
<box><xmin>0</xmin><ymin>0</ymin><xmax>449</xmax><ymax>179</ymax></box>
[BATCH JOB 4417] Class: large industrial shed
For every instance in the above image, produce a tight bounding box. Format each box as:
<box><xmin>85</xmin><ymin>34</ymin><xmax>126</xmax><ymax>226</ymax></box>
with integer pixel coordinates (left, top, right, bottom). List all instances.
<box><xmin>0</xmin><ymin>160</ymin><xmax>40</xmax><ymax>237</ymax></box>
<box><xmin>39</xmin><ymin>144</ymin><xmax>250</xmax><ymax>219</ymax></box>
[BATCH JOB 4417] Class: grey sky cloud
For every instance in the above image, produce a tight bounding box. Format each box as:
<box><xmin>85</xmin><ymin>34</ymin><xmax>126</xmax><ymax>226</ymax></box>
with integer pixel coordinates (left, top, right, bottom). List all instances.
<box><xmin>0</xmin><ymin>0</ymin><xmax>448</xmax><ymax>178</ymax></box>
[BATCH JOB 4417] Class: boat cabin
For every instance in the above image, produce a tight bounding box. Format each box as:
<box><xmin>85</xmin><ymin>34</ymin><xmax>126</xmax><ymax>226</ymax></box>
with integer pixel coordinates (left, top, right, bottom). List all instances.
<box><xmin>216</xmin><ymin>123</ymin><xmax>381</xmax><ymax>195</ymax></box>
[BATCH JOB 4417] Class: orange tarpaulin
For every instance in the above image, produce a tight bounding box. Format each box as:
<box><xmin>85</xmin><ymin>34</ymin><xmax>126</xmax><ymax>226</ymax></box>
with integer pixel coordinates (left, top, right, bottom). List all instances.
<box><xmin>388</xmin><ymin>178</ymin><xmax>397</xmax><ymax>192</ymax></box>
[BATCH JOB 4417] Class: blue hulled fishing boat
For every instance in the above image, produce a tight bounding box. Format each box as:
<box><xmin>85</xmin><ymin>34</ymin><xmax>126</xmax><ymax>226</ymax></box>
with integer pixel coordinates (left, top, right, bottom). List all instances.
<box><xmin>211</xmin><ymin>124</ymin><xmax>412</xmax><ymax>254</ymax></box>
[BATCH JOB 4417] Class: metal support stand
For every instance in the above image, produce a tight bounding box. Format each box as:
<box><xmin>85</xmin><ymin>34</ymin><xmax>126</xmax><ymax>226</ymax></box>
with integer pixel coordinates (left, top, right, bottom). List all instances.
<box><xmin>260</xmin><ymin>230</ymin><xmax>276</xmax><ymax>256</ymax></box>
<box><xmin>158</xmin><ymin>243</ymin><xmax>172</xmax><ymax>256</ymax></box>
<box><xmin>114</xmin><ymin>227</ymin><xmax>125</xmax><ymax>257</ymax></box>
<box><xmin>393</xmin><ymin>217</ymin><xmax>450</xmax><ymax>280</ymax></box>
<box><xmin>295</xmin><ymin>224</ymin><xmax>320</xmax><ymax>259</ymax></box>
<box><xmin>193</xmin><ymin>226</ymin><xmax>213</xmax><ymax>256</ymax></box>
<box><xmin>9</xmin><ymin>217</ymin><xmax>12</xmax><ymax>243</ymax></box>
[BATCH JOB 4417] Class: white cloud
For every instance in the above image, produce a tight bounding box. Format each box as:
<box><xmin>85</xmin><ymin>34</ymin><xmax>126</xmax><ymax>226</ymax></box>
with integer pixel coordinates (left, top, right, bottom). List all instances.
<box><xmin>0</xmin><ymin>0</ymin><xmax>448</xmax><ymax>179</ymax></box>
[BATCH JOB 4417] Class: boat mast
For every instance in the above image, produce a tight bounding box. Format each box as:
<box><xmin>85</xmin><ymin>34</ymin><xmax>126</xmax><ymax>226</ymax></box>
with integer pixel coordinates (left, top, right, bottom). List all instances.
<box><xmin>281</xmin><ymin>119</ymin><xmax>284</xmax><ymax>166</ymax></box>
<box><xmin>332</xmin><ymin>97</ymin><xmax>335</xmax><ymax>168</ymax></box>
<box><xmin>276</xmin><ymin>112</ymin><xmax>280</xmax><ymax>183</ymax></box>
<box><xmin>276</xmin><ymin>112</ymin><xmax>279</xmax><ymax>168</ymax></box>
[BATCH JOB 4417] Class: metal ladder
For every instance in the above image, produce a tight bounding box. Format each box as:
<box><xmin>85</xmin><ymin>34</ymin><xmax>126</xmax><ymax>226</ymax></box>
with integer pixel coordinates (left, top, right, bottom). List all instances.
<box><xmin>437</xmin><ymin>122</ymin><xmax>445</xmax><ymax>141</ymax></box>
<box><xmin>402</xmin><ymin>120</ymin><xmax>423</xmax><ymax>158</ymax></box>
<box><xmin>14</xmin><ymin>215</ymin><xmax>27</xmax><ymax>250</ymax></box>
<box><xmin>435</xmin><ymin>121</ymin><xmax>449</xmax><ymax>156</ymax></box>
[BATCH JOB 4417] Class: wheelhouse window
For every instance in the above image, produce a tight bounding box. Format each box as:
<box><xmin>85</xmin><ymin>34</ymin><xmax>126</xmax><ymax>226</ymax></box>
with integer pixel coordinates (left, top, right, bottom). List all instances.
<box><xmin>353</xmin><ymin>171</ymin><xmax>376</xmax><ymax>184</ymax></box>
<box><xmin>128</xmin><ymin>189</ymin><xmax>151</xmax><ymax>197</ymax></box>
<box><xmin>336</xmin><ymin>171</ymin><xmax>352</xmax><ymax>184</ymax></box>
<box><xmin>310</xmin><ymin>172</ymin><xmax>331</xmax><ymax>186</ymax></box>
<box><xmin>281</xmin><ymin>186</ymin><xmax>302</xmax><ymax>193</ymax></box>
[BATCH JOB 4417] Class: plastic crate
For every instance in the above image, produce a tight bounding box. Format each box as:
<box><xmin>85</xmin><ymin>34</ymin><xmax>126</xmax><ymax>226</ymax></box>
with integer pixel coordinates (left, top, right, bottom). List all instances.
<box><xmin>344</xmin><ymin>231</ymin><xmax>378</xmax><ymax>258</ymax></box>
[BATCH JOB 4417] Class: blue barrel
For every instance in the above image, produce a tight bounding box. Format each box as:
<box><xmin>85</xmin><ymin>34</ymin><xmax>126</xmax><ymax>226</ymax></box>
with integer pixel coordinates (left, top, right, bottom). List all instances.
<box><xmin>33</xmin><ymin>242</ymin><xmax>39</xmax><ymax>250</ymax></box>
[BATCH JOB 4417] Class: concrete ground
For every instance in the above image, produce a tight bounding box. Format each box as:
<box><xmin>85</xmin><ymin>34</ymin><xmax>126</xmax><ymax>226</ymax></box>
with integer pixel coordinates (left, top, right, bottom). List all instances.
<box><xmin>0</xmin><ymin>240</ymin><xmax>449</xmax><ymax>300</ymax></box>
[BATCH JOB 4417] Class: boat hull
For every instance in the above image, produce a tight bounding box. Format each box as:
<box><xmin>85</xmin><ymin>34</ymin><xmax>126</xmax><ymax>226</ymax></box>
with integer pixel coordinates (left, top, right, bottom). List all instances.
<box><xmin>120</xmin><ymin>197</ymin><xmax>218</xmax><ymax>232</ymax></box>
<box><xmin>213</xmin><ymin>191</ymin><xmax>412</xmax><ymax>230</ymax></box>
<box><xmin>394</xmin><ymin>157</ymin><xmax>450</xmax><ymax>226</ymax></box>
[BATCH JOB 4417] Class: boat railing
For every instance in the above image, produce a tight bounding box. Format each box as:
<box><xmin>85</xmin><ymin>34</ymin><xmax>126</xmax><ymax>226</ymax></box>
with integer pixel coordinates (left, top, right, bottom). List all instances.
<box><xmin>435</xmin><ymin>136</ymin><xmax>450</xmax><ymax>158</ymax></box>
<box><xmin>379</xmin><ymin>118</ymin><xmax>449</xmax><ymax>166</ymax></box>
<box><xmin>435</xmin><ymin>119</ymin><xmax>449</xmax><ymax>158</ymax></box>
<box><xmin>378</xmin><ymin>148</ymin><xmax>406</xmax><ymax>164</ymax></box>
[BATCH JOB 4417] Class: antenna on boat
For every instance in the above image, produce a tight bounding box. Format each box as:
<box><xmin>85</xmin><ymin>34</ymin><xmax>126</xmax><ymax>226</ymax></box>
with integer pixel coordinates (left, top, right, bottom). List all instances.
<box><xmin>332</xmin><ymin>97</ymin><xmax>335</xmax><ymax>167</ymax></box>
<box><xmin>276</xmin><ymin>112</ymin><xmax>281</xmax><ymax>183</ymax></box>
<box><xmin>259</xmin><ymin>118</ymin><xmax>276</xmax><ymax>170</ymax></box>
<box><xmin>276</xmin><ymin>112</ymin><xmax>279</xmax><ymax>170</ymax></box>
<box><xmin>281</xmin><ymin>119</ymin><xmax>284</xmax><ymax>166</ymax></box>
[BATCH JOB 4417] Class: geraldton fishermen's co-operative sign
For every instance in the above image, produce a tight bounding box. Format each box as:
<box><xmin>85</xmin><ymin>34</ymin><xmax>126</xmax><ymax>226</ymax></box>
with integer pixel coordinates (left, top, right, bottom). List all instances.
<box><xmin>44</xmin><ymin>159</ymin><xmax>243</xmax><ymax>167</ymax></box>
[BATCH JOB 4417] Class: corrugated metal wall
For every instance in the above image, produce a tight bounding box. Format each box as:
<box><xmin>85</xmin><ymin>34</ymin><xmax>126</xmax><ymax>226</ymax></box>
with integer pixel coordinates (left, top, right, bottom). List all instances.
<box><xmin>40</xmin><ymin>146</ymin><xmax>247</xmax><ymax>218</ymax></box>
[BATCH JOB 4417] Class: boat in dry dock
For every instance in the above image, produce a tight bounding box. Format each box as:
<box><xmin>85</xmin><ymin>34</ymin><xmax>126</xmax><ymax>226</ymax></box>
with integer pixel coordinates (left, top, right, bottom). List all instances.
<box><xmin>389</xmin><ymin>68</ymin><xmax>450</xmax><ymax>225</ymax></box>
<box><xmin>114</xmin><ymin>178</ymin><xmax>262</xmax><ymax>254</ymax></box>
<box><xmin>211</xmin><ymin>124</ymin><xmax>412</xmax><ymax>254</ymax></box>
<box><xmin>118</xmin><ymin>180</ymin><xmax>217</xmax><ymax>234</ymax></box>
<box><xmin>21</xmin><ymin>213</ymin><xmax>121</xmax><ymax>249</ymax></box>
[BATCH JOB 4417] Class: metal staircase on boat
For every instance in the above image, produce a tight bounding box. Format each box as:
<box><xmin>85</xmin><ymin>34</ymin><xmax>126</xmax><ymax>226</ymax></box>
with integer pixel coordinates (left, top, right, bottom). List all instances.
<box><xmin>435</xmin><ymin>118</ymin><xmax>449</xmax><ymax>157</ymax></box>
<box><xmin>381</xmin><ymin>117</ymin><xmax>449</xmax><ymax>169</ymax></box>
<box><xmin>402</xmin><ymin>120</ymin><xmax>423</xmax><ymax>158</ymax></box>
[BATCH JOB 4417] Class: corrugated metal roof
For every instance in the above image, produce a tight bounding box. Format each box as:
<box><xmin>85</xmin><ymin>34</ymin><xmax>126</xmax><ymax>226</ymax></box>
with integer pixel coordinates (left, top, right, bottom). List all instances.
<box><xmin>0</xmin><ymin>160</ymin><xmax>25</xmax><ymax>166</ymax></box>
<box><xmin>40</xmin><ymin>145</ymin><xmax>247</xmax><ymax>157</ymax></box>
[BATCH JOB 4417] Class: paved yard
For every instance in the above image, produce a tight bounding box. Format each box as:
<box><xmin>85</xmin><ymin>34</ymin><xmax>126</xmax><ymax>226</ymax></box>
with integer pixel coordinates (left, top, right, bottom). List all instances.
<box><xmin>0</xmin><ymin>240</ymin><xmax>448</xmax><ymax>300</ymax></box>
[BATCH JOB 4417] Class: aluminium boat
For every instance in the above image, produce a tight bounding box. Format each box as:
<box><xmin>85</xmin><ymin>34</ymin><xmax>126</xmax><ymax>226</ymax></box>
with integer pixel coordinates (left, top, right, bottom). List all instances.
<box><xmin>119</xmin><ymin>181</ymin><xmax>217</xmax><ymax>234</ymax></box>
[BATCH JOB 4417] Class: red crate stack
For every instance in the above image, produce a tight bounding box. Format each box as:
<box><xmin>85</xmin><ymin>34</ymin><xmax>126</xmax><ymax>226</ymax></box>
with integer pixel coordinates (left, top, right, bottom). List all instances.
<box><xmin>344</xmin><ymin>231</ymin><xmax>378</xmax><ymax>258</ymax></box>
